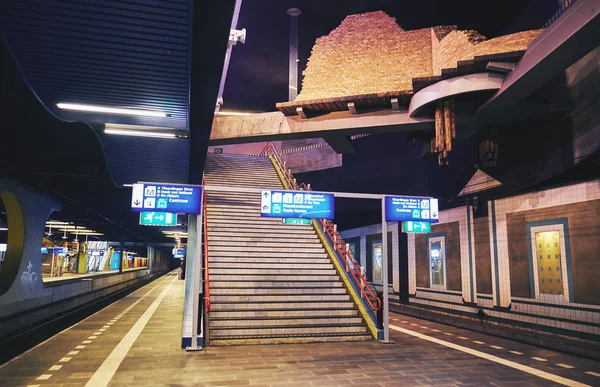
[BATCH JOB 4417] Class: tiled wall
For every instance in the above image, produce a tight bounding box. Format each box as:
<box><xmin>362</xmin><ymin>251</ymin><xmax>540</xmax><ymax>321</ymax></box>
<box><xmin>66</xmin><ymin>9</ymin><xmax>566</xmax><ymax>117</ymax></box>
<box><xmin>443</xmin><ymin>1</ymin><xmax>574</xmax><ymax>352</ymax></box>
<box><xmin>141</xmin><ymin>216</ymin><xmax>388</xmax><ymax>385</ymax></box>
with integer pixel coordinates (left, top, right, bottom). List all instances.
<box><xmin>341</xmin><ymin>222</ymin><xmax>399</xmax><ymax>293</ymax></box>
<box><xmin>348</xmin><ymin>180</ymin><xmax>600</xmax><ymax>340</ymax></box>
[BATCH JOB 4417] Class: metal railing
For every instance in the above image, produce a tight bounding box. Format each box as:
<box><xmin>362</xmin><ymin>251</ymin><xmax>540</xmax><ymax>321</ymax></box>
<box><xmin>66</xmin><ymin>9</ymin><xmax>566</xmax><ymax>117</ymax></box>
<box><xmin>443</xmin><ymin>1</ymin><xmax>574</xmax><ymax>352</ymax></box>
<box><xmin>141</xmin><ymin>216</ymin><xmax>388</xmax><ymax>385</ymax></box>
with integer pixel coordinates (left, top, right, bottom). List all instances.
<box><xmin>202</xmin><ymin>176</ymin><xmax>210</xmax><ymax>312</ymax></box>
<box><xmin>260</xmin><ymin>142</ymin><xmax>381</xmax><ymax>312</ymax></box>
<box><xmin>543</xmin><ymin>0</ymin><xmax>578</xmax><ymax>28</ymax></box>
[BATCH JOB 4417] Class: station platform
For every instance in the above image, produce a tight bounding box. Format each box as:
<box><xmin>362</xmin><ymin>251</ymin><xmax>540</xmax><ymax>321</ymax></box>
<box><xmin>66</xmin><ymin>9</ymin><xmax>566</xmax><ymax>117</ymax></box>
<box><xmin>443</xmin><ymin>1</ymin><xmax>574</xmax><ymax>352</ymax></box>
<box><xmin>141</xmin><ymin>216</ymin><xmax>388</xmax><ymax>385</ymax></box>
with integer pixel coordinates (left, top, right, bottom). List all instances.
<box><xmin>1</xmin><ymin>271</ymin><xmax>598</xmax><ymax>387</ymax></box>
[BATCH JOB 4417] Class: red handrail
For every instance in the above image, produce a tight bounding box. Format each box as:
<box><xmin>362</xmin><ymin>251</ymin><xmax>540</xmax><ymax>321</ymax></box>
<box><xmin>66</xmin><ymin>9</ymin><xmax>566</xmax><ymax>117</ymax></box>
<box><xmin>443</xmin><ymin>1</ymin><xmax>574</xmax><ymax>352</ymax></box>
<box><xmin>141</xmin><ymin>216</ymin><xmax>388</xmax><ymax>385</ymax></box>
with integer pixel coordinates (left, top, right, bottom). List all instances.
<box><xmin>260</xmin><ymin>141</ymin><xmax>381</xmax><ymax>311</ymax></box>
<box><xmin>202</xmin><ymin>176</ymin><xmax>210</xmax><ymax>312</ymax></box>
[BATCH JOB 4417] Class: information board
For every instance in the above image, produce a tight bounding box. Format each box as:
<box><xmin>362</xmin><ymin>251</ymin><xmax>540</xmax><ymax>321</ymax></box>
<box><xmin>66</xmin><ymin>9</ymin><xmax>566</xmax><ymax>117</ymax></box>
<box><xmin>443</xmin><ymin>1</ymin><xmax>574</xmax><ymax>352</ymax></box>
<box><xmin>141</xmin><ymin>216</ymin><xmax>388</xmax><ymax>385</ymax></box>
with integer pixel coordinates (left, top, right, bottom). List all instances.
<box><xmin>173</xmin><ymin>248</ymin><xmax>185</xmax><ymax>258</ymax></box>
<box><xmin>131</xmin><ymin>183</ymin><xmax>202</xmax><ymax>214</ymax></box>
<box><xmin>385</xmin><ymin>196</ymin><xmax>439</xmax><ymax>223</ymax></box>
<box><xmin>261</xmin><ymin>190</ymin><xmax>334</xmax><ymax>220</ymax></box>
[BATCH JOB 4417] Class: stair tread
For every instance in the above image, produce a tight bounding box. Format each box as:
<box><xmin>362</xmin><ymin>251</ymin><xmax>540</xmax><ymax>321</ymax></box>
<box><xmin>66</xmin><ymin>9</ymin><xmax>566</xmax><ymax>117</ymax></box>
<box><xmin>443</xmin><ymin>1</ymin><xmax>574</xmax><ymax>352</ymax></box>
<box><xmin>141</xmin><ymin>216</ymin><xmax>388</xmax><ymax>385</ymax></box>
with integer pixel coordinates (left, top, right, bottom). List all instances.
<box><xmin>210</xmin><ymin>332</ymin><xmax>371</xmax><ymax>339</ymax></box>
<box><xmin>210</xmin><ymin>322</ymin><xmax>366</xmax><ymax>329</ymax></box>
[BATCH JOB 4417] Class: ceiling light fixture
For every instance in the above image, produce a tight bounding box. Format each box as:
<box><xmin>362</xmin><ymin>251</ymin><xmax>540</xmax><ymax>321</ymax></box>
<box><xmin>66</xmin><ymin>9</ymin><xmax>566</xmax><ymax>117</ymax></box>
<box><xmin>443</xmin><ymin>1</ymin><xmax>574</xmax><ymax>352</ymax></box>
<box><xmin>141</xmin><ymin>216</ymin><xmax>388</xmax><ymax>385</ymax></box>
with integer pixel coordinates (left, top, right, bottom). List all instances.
<box><xmin>215</xmin><ymin>111</ymin><xmax>252</xmax><ymax>116</ymax></box>
<box><xmin>62</xmin><ymin>230</ymin><xmax>68</xmax><ymax>239</ymax></box>
<box><xmin>104</xmin><ymin>129</ymin><xmax>177</xmax><ymax>139</ymax></box>
<box><xmin>0</xmin><ymin>227</ymin><xmax>8</xmax><ymax>231</ymax></box>
<box><xmin>57</xmin><ymin>103</ymin><xmax>167</xmax><ymax>118</ymax></box>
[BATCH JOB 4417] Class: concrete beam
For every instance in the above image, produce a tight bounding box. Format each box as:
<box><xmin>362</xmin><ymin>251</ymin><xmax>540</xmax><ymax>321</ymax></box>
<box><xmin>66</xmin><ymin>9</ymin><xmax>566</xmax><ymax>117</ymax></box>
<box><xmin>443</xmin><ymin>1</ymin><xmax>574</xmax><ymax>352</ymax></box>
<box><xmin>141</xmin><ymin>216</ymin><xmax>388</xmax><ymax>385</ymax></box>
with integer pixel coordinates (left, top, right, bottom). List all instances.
<box><xmin>476</xmin><ymin>0</ymin><xmax>600</xmax><ymax>124</ymax></box>
<box><xmin>409</xmin><ymin>72</ymin><xmax>504</xmax><ymax>117</ymax></box>
<box><xmin>323</xmin><ymin>135</ymin><xmax>356</xmax><ymax>154</ymax></box>
<box><xmin>209</xmin><ymin>109</ymin><xmax>434</xmax><ymax>145</ymax></box>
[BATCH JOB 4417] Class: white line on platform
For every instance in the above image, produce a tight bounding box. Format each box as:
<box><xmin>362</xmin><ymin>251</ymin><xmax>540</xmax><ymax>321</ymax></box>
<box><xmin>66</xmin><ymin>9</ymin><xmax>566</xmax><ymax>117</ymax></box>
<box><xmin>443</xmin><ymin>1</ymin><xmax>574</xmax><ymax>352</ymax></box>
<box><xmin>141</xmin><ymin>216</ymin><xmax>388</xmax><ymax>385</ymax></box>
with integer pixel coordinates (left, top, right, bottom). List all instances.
<box><xmin>556</xmin><ymin>364</ymin><xmax>574</xmax><ymax>369</ymax></box>
<box><xmin>510</xmin><ymin>351</ymin><xmax>524</xmax><ymax>355</ymax></box>
<box><xmin>84</xmin><ymin>276</ymin><xmax>176</xmax><ymax>387</ymax></box>
<box><xmin>585</xmin><ymin>371</ymin><xmax>600</xmax><ymax>377</ymax></box>
<box><xmin>49</xmin><ymin>365</ymin><xmax>62</xmax><ymax>371</ymax></box>
<box><xmin>0</xmin><ymin>273</ymin><xmax>172</xmax><ymax>370</ymax></box>
<box><xmin>389</xmin><ymin>324</ymin><xmax>590</xmax><ymax>387</ymax></box>
<box><xmin>532</xmin><ymin>357</ymin><xmax>548</xmax><ymax>362</ymax></box>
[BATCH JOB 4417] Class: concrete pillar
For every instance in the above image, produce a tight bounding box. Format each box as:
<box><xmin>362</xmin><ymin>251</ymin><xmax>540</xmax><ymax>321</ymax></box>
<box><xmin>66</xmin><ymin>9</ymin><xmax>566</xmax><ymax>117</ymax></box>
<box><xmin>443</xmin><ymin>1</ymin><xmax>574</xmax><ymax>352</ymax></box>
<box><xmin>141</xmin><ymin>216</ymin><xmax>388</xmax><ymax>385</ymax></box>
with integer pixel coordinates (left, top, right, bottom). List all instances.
<box><xmin>286</xmin><ymin>8</ymin><xmax>301</xmax><ymax>101</ymax></box>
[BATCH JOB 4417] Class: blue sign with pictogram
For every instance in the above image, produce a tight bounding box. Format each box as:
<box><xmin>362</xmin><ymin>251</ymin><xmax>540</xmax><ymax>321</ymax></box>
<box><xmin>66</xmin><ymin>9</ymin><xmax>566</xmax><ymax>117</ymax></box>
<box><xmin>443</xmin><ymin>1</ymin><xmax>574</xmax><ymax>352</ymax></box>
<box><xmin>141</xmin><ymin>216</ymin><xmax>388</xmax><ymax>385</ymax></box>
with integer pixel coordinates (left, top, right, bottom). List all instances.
<box><xmin>131</xmin><ymin>183</ymin><xmax>202</xmax><ymax>214</ymax></box>
<box><xmin>385</xmin><ymin>196</ymin><xmax>439</xmax><ymax>223</ymax></box>
<box><xmin>260</xmin><ymin>190</ymin><xmax>334</xmax><ymax>220</ymax></box>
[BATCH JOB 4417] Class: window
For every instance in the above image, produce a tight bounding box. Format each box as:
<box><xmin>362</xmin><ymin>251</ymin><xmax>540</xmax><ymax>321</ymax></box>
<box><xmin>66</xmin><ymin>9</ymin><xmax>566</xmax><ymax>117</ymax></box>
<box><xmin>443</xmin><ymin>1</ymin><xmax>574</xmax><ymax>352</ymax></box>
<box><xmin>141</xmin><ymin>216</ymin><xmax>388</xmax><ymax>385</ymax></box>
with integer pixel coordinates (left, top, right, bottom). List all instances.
<box><xmin>373</xmin><ymin>242</ymin><xmax>382</xmax><ymax>282</ymax></box>
<box><xmin>429</xmin><ymin>237</ymin><xmax>446</xmax><ymax>288</ymax></box>
<box><xmin>536</xmin><ymin>231</ymin><xmax>563</xmax><ymax>295</ymax></box>
<box><xmin>529</xmin><ymin>222</ymin><xmax>571</xmax><ymax>302</ymax></box>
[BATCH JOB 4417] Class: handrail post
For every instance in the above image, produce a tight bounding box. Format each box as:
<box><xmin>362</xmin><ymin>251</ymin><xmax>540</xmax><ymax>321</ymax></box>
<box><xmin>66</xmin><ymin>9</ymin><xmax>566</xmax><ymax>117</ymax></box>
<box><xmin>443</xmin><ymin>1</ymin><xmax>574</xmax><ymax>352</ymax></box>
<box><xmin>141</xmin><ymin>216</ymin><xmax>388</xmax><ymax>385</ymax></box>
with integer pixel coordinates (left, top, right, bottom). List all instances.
<box><xmin>381</xmin><ymin>198</ymin><xmax>390</xmax><ymax>342</ymax></box>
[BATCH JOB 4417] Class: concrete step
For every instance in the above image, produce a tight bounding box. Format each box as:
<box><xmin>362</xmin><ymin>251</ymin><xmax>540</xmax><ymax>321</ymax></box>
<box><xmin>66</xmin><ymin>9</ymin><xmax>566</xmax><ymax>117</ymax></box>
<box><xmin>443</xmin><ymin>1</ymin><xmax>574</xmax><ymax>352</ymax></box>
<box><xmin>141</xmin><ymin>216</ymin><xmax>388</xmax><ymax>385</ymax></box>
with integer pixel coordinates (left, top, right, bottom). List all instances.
<box><xmin>210</xmin><ymin>287</ymin><xmax>347</xmax><ymax>295</ymax></box>
<box><xmin>206</xmin><ymin>206</ymin><xmax>260</xmax><ymax>213</ymax></box>
<box><xmin>207</xmin><ymin>217</ymin><xmax>286</xmax><ymax>224</ymax></box>
<box><xmin>207</xmin><ymin>216</ymin><xmax>313</xmax><ymax>225</ymax></box>
<box><xmin>211</xmin><ymin>294</ymin><xmax>350</xmax><ymax>303</ymax></box>
<box><xmin>210</xmin><ymin>274</ymin><xmax>339</xmax><ymax>282</ymax></box>
<box><xmin>209</xmin><ymin>262</ymin><xmax>333</xmax><ymax>270</ymax></box>
<box><xmin>208</xmin><ymin>178</ymin><xmax>281</xmax><ymax>184</ymax></box>
<box><xmin>205</xmin><ymin>203</ymin><xmax>262</xmax><ymax>209</ymax></box>
<box><xmin>207</xmin><ymin>224</ymin><xmax>315</xmax><ymax>232</ymax></box>
<box><xmin>210</xmin><ymin>324</ymin><xmax>367</xmax><ymax>337</ymax></box>
<box><xmin>207</xmin><ymin>236</ymin><xmax>320</xmax><ymax>244</ymax></box>
<box><xmin>209</xmin><ymin>333</ymin><xmax>372</xmax><ymax>346</ymax></box>
<box><xmin>207</xmin><ymin>240</ymin><xmax>322</xmax><ymax>248</ymax></box>
<box><xmin>209</xmin><ymin>308</ymin><xmax>357</xmax><ymax>318</ymax></box>
<box><xmin>208</xmin><ymin>230</ymin><xmax>316</xmax><ymax>237</ymax></box>
<box><xmin>210</xmin><ymin>268</ymin><xmax>337</xmax><ymax>275</ymax></box>
<box><xmin>208</xmin><ymin>245</ymin><xmax>324</xmax><ymax>253</ymax></box>
<box><xmin>208</xmin><ymin>257</ymin><xmax>330</xmax><ymax>264</ymax></box>
<box><xmin>209</xmin><ymin>251</ymin><xmax>328</xmax><ymax>258</ymax></box>
<box><xmin>210</xmin><ymin>280</ymin><xmax>344</xmax><ymax>288</ymax></box>
<box><xmin>209</xmin><ymin>300</ymin><xmax>355</xmax><ymax>311</ymax></box>
<box><xmin>209</xmin><ymin>316</ymin><xmax>363</xmax><ymax>328</ymax></box>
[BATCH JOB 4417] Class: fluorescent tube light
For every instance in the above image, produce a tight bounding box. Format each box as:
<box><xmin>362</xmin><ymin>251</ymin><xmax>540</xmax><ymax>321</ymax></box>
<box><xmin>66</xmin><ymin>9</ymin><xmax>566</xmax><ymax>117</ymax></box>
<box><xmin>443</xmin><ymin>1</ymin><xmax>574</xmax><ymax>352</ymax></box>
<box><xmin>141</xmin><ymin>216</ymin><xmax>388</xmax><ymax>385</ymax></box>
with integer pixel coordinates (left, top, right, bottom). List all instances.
<box><xmin>57</xmin><ymin>103</ymin><xmax>167</xmax><ymax>118</ymax></box>
<box><xmin>0</xmin><ymin>227</ymin><xmax>7</xmax><ymax>231</ymax></box>
<box><xmin>46</xmin><ymin>221</ymin><xmax>71</xmax><ymax>226</ymax></box>
<box><xmin>215</xmin><ymin>111</ymin><xmax>252</xmax><ymax>116</ymax></box>
<box><xmin>104</xmin><ymin>129</ymin><xmax>177</xmax><ymax>139</ymax></box>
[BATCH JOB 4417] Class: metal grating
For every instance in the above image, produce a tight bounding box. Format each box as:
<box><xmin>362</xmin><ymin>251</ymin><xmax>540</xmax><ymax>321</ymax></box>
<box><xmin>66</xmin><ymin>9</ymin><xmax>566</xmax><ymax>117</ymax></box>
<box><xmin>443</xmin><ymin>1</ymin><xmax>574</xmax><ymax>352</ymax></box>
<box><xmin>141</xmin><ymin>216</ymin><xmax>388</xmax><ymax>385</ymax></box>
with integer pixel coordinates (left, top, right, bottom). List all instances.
<box><xmin>99</xmin><ymin>133</ymin><xmax>190</xmax><ymax>185</ymax></box>
<box><xmin>0</xmin><ymin>0</ymin><xmax>190</xmax><ymax>130</ymax></box>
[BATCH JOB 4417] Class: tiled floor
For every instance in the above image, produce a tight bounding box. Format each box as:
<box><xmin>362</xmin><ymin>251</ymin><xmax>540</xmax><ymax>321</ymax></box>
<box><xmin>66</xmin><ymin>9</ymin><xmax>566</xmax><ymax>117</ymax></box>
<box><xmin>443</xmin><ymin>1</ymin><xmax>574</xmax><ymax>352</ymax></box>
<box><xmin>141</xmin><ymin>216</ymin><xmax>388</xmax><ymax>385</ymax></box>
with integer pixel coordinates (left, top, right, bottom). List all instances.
<box><xmin>1</xmin><ymin>271</ymin><xmax>598</xmax><ymax>387</ymax></box>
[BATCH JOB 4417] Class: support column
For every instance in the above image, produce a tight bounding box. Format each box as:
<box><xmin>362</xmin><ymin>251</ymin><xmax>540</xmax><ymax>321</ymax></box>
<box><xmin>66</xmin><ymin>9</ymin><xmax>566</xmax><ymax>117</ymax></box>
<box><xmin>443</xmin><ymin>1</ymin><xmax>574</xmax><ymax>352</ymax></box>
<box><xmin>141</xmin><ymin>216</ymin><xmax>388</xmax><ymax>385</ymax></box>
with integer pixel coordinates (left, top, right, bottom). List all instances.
<box><xmin>286</xmin><ymin>8</ymin><xmax>301</xmax><ymax>102</ymax></box>
<box><xmin>381</xmin><ymin>199</ymin><xmax>390</xmax><ymax>342</ymax></box>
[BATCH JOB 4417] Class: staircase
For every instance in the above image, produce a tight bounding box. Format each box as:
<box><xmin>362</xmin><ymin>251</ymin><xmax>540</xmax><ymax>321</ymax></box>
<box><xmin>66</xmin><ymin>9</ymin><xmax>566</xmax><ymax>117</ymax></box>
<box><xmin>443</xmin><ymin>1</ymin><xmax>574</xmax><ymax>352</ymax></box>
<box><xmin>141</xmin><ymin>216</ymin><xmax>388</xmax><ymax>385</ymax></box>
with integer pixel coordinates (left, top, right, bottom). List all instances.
<box><xmin>204</xmin><ymin>153</ymin><xmax>372</xmax><ymax>345</ymax></box>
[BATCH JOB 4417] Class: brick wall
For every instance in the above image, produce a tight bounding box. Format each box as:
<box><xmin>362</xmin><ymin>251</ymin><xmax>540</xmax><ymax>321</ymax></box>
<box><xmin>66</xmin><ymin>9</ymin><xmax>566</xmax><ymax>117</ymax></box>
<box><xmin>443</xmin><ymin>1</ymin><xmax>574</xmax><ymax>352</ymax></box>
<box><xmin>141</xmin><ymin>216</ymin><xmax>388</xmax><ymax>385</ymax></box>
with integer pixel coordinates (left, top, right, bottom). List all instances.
<box><xmin>297</xmin><ymin>11</ymin><xmax>432</xmax><ymax>101</ymax></box>
<box><xmin>289</xmin><ymin>10</ymin><xmax>543</xmax><ymax>108</ymax></box>
<box><xmin>433</xmin><ymin>29</ymin><xmax>543</xmax><ymax>75</ymax></box>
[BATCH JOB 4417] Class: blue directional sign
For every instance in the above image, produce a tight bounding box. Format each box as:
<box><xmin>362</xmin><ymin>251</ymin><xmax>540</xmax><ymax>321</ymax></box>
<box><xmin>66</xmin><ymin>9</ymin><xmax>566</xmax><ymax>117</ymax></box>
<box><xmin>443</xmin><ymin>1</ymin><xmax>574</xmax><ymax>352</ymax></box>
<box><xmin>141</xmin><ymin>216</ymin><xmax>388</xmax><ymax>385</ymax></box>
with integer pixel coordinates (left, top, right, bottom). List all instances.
<box><xmin>131</xmin><ymin>183</ymin><xmax>202</xmax><ymax>214</ymax></box>
<box><xmin>173</xmin><ymin>248</ymin><xmax>185</xmax><ymax>258</ymax></box>
<box><xmin>385</xmin><ymin>196</ymin><xmax>439</xmax><ymax>223</ymax></box>
<box><xmin>261</xmin><ymin>190</ymin><xmax>334</xmax><ymax>220</ymax></box>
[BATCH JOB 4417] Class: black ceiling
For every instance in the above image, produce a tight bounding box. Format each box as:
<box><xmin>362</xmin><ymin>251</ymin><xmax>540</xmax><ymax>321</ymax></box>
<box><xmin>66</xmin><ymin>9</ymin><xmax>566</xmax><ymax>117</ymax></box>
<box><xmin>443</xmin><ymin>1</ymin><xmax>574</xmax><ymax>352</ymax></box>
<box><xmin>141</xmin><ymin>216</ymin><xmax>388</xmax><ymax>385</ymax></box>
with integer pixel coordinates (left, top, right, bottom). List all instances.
<box><xmin>0</xmin><ymin>0</ymin><xmax>235</xmax><ymax>244</ymax></box>
<box><xmin>1</xmin><ymin>0</ymin><xmax>594</xmax><ymax>238</ymax></box>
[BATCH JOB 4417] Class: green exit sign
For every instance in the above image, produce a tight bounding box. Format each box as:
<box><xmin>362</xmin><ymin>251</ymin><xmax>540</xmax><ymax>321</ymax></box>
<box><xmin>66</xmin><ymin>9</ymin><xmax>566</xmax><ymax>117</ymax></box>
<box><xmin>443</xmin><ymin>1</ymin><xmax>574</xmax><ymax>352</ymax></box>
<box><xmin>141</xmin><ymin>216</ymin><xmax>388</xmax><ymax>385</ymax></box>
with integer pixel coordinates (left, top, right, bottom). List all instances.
<box><xmin>282</xmin><ymin>218</ymin><xmax>311</xmax><ymax>225</ymax></box>
<box><xmin>402</xmin><ymin>221</ymin><xmax>431</xmax><ymax>233</ymax></box>
<box><xmin>139</xmin><ymin>212</ymin><xmax>177</xmax><ymax>226</ymax></box>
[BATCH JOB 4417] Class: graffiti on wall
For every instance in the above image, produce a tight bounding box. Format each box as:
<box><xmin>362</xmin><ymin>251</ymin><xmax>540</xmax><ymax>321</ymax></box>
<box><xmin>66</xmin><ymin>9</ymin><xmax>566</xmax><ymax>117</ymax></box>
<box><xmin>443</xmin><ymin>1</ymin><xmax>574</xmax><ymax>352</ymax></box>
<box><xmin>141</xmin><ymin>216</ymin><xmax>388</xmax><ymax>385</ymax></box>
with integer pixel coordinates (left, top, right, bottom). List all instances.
<box><xmin>20</xmin><ymin>261</ymin><xmax>38</xmax><ymax>297</ymax></box>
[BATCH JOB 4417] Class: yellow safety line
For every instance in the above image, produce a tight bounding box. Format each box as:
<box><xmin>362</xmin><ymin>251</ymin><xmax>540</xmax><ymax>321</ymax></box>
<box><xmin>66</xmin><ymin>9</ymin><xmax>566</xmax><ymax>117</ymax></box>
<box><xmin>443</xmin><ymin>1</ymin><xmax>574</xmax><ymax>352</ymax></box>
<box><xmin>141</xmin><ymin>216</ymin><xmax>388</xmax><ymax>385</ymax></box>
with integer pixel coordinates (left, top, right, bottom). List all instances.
<box><xmin>269</xmin><ymin>155</ymin><xmax>379</xmax><ymax>339</ymax></box>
